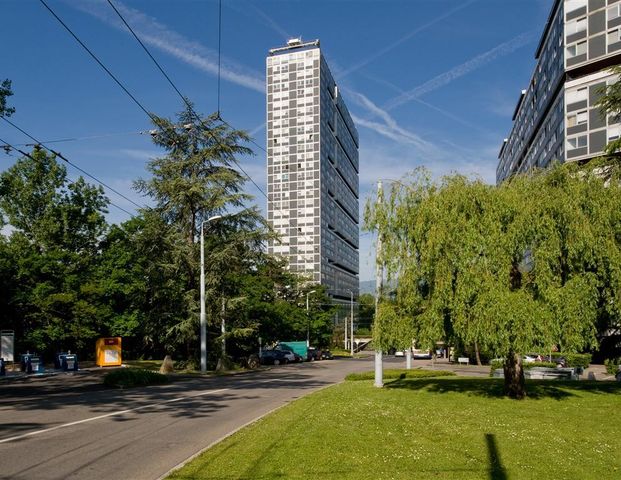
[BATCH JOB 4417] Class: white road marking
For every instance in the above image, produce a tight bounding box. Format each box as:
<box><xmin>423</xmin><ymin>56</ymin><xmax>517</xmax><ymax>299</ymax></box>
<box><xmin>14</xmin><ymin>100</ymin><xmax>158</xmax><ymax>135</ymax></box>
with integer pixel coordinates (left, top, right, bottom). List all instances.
<box><xmin>0</xmin><ymin>388</ymin><xmax>229</xmax><ymax>444</ymax></box>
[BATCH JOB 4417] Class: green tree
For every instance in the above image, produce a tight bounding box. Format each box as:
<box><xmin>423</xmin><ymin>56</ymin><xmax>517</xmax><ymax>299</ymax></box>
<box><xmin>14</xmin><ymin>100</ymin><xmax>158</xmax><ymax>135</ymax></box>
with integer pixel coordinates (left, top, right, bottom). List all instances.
<box><xmin>0</xmin><ymin>147</ymin><xmax>109</xmax><ymax>355</ymax></box>
<box><xmin>365</xmin><ymin>165</ymin><xmax>621</xmax><ymax>399</ymax></box>
<box><xmin>136</xmin><ymin>104</ymin><xmax>273</xmax><ymax>363</ymax></box>
<box><xmin>0</xmin><ymin>78</ymin><xmax>15</xmax><ymax>117</ymax></box>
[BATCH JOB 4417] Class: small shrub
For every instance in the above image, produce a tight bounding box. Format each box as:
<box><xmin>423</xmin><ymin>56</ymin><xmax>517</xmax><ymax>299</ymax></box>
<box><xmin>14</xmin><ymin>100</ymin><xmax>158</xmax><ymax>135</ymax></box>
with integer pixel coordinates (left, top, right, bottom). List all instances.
<box><xmin>345</xmin><ymin>369</ymin><xmax>455</xmax><ymax>381</ymax></box>
<box><xmin>552</xmin><ymin>352</ymin><xmax>591</xmax><ymax>368</ymax></box>
<box><xmin>525</xmin><ymin>361</ymin><xmax>557</xmax><ymax>369</ymax></box>
<box><xmin>489</xmin><ymin>360</ymin><xmax>557</xmax><ymax>376</ymax></box>
<box><xmin>173</xmin><ymin>359</ymin><xmax>199</xmax><ymax>371</ymax></box>
<box><xmin>103</xmin><ymin>368</ymin><xmax>169</xmax><ymax>388</ymax></box>
<box><xmin>604</xmin><ymin>358</ymin><xmax>621</xmax><ymax>375</ymax></box>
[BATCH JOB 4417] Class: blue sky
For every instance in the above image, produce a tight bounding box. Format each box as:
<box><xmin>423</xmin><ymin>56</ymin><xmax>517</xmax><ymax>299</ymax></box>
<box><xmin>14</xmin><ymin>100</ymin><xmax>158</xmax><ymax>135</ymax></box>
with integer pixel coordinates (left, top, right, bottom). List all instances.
<box><xmin>1</xmin><ymin>0</ymin><xmax>553</xmax><ymax>281</ymax></box>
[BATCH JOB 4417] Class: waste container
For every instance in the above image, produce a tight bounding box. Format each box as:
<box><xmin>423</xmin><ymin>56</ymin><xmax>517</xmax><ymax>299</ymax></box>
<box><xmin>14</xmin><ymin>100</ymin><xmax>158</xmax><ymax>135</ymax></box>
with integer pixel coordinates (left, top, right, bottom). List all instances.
<box><xmin>20</xmin><ymin>353</ymin><xmax>43</xmax><ymax>374</ymax></box>
<box><xmin>62</xmin><ymin>353</ymin><xmax>78</xmax><ymax>371</ymax></box>
<box><xmin>96</xmin><ymin>337</ymin><xmax>122</xmax><ymax>366</ymax></box>
<box><xmin>0</xmin><ymin>357</ymin><xmax>5</xmax><ymax>376</ymax></box>
<box><xmin>55</xmin><ymin>352</ymin><xmax>79</xmax><ymax>371</ymax></box>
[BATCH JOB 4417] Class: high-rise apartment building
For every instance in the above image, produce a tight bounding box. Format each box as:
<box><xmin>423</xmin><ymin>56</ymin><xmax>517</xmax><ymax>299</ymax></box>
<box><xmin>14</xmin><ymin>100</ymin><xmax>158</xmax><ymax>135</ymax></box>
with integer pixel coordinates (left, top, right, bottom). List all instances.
<box><xmin>266</xmin><ymin>38</ymin><xmax>359</xmax><ymax>302</ymax></box>
<box><xmin>497</xmin><ymin>0</ymin><xmax>621</xmax><ymax>183</ymax></box>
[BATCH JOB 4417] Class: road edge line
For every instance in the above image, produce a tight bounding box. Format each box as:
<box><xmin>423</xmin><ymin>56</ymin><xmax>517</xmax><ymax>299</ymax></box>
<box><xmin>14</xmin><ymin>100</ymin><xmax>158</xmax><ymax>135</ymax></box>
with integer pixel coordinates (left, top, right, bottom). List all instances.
<box><xmin>157</xmin><ymin>380</ymin><xmax>343</xmax><ymax>480</ymax></box>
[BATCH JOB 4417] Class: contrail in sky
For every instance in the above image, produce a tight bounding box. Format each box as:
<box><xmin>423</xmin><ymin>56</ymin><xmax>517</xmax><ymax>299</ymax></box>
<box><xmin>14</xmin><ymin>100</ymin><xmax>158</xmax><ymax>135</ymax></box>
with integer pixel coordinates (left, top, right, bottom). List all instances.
<box><xmin>68</xmin><ymin>0</ymin><xmax>264</xmax><ymax>93</ymax></box>
<box><xmin>337</xmin><ymin>0</ymin><xmax>478</xmax><ymax>79</ymax></box>
<box><xmin>384</xmin><ymin>31</ymin><xmax>537</xmax><ymax>111</ymax></box>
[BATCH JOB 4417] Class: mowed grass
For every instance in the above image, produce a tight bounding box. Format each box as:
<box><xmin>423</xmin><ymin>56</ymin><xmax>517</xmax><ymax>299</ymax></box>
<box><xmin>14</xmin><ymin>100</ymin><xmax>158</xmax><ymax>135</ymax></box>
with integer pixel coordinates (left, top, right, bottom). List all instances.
<box><xmin>168</xmin><ymin>377</ymin><xmax>621</xmax><ymax>480</ymax></box>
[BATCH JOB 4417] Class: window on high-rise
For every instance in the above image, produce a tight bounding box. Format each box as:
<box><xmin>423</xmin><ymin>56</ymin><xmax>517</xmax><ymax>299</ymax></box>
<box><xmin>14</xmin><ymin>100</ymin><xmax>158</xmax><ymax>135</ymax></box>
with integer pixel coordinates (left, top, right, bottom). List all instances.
<box><xmin>566</xmin><ymin>17</ymin><xmax>586</xmax><ymax>36</ymax></box>
<box><xmin>567</xmin><ymin>110</ymin><xmax>587</xmax><ymax>127</ymax></box>
<box><xmin>566</xmin><ymin>41</ymin><xmax>587</xmax><ymax>58</ymax></box>
<box><xmin>565</xmin><ymin>0</ymin><xmax>587</xmax><ymax>15</ymax></box>
<box><xmin>567</xmin><ymin>135</ymin><xmax>587</xmax><ymax>150</ymax></box>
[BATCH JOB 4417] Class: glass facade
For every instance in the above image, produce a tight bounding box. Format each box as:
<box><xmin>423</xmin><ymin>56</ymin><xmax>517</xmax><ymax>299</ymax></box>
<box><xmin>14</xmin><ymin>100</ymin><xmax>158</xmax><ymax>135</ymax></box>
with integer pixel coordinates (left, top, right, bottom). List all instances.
<box><xmin>497</xmin><ymin>0</ymin><xmax>621</xmax><ymax>183</ymax></box>
<box><xmin>266</xmin><ymin>40</ymin><xmax>359</xmax><ymax>301</ymax></box>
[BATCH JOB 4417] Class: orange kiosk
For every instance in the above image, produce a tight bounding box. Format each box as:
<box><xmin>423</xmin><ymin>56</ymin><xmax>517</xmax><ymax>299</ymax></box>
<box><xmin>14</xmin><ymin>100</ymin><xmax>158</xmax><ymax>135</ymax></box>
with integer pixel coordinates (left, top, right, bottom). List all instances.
<box><xmin>96</xmin><ymin>337</ymin><xmax>122</xmax><ymax>366</ymax></box>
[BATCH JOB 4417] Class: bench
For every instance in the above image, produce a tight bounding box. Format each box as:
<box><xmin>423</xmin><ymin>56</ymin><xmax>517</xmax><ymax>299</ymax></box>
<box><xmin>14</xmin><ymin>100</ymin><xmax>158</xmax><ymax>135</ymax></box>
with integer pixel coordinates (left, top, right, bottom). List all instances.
<box><xmin>458</xmin><ymin>357</ymin><xmax>469</xmax><ymax>365</ymax></box>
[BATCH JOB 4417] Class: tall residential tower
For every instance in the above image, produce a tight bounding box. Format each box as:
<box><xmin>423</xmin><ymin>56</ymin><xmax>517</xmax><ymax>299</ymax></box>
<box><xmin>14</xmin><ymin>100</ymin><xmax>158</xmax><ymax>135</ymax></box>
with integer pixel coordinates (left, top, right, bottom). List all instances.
<box><xmin>497</xmin><ymin>0</ymin><xmax>621</xmax><ymax>183</ymax></box>
<box><xmin>266</xmin><ymin>39</ymin><xmax>359</xmax><ymax>302</ymax></box>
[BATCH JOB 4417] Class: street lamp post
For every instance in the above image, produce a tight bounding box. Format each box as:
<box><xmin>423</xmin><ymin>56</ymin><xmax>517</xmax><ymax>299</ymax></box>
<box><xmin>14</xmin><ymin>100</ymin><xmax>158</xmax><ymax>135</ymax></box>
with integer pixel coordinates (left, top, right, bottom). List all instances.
<box><xmin>200</xmin><ymin>214</ymin><xmax>222</xmax><ymax>374</ymax></box>
<box><xmin>306</xmin><ymin>290</ymin><xmax>316</xmax><ymax>347</ymax></box>
<box><xmin>350</xmin><ymin>290</ymin><xmax>354</xmax><ymax>356</ymax></box>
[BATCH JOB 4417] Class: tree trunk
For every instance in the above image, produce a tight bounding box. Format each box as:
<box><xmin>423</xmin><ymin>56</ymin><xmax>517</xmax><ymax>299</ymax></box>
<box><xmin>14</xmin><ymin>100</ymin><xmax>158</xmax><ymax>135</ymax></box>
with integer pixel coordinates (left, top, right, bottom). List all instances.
<box><xmin>503</xmin><ymin>351</ymin><xmax>526</xmax><ymax>399</ymax></box>
<box><xmin>475</xmin><ymin>341</ymin><xmax>482</xmax><ymax>366</ymax></box>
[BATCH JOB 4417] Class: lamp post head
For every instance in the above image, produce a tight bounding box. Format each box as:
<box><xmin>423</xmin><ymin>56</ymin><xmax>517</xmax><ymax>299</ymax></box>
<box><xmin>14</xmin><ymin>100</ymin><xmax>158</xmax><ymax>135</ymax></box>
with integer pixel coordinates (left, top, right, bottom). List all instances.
<box><xmin>207</xmin><ymin>215</ymin><xmax>223</xmax><ymax>222</ymax></box>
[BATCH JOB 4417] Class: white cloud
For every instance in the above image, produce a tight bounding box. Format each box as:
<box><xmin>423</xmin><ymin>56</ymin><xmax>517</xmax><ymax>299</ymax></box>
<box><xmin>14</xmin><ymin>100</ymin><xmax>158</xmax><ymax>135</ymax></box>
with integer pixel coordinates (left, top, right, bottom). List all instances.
<box><xmin>346</xmin><ymin>90</ymin><xmax>433</xmax><ymax>151</ymax></box>
<box><xmin>337</xmin><ymin>0</ymin><xmax>479</xmax><ymax>79</ymax></box>
<box><xmin>384</xmin><ymin>31</ymin><xmax>537</xmax><ymax>111</ymax></box>
<box><xmin>118</xmin><ymin>148</ymin><xmax>160</xmax><ymax>161</ymax></box>
<box><xmin>68</xmin><ymin>0</ymin><xmax>264</xmax><ymax>93</ymax></box>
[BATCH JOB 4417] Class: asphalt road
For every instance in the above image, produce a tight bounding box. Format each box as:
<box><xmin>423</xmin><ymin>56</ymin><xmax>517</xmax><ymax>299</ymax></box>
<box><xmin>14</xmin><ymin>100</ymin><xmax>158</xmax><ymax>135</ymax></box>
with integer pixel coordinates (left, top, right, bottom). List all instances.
<box><xmin>0</xmin><ymin>357</ymin><xmax>376</xmax><ymax>480</ymax></box>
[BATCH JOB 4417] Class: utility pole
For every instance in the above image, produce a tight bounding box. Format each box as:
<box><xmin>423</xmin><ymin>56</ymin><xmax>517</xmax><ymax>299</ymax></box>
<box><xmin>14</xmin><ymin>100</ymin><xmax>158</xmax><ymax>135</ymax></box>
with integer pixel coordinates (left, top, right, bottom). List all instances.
<box><xmin>350</xmin><ymin>290</ymin><xmax>354</xmax><ymax>356</ymax></box>
<box><xmin>374</xmin><ymin>181</ymin><xmax>384</xmax><ymax>388</ymax></box>
<box><xmin>200</xmin><ymin>215</ymin><xmax>222</xmax><ymax>374</ymax></box>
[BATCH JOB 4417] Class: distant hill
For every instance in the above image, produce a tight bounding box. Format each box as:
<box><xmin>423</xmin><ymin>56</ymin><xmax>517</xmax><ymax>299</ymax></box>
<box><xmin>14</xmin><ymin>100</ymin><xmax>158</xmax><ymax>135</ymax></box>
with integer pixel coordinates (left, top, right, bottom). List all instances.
<box><xmin>359</xmin><ymin>280</ymin><xmax>375</xmax><ymax>295</ymax></box>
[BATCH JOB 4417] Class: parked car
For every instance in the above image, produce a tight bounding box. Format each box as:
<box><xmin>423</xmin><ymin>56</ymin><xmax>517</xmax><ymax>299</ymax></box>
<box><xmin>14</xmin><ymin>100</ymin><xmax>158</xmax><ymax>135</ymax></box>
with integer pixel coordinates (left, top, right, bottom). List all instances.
<box><xmin>395</xmin><ymin>350</ymin><xmax>405</xmax><ymax>357</ymax></box>
<box><xmin>277</xmin><ymin>349</ymin><xmax>296</xmax><ymax>363</ymax></box>
<box><xmin>293</xmin><ymin>353</ymin><xmax>305</xmax><ymax>363</ymax></box>
<box><xmin>321</xmin><ymin>350</ymin><xmax>333</xmax><ymax>360</ymax></box>
<box><xmin>307</xmin><ymin>347</ymin><xmax>321</xmax><ymax>361</ymax></box>
<box><xmin>260</xmin><ymin>350</ymin><xmax>290</xmax><ymax>365</ymax></box>
<box><xmin>413</xmin><ymin>349</ymin><xmax>432</xmax><ymax>360</ymax></box>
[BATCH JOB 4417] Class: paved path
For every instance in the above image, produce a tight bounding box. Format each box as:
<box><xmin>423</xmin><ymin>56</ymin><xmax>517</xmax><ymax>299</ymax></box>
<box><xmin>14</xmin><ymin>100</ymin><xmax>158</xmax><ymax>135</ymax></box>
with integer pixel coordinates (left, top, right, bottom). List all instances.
<box><xmin>0</xmin><ymin>358</ymin><xmax>373</xmax><ymax>480</ymax></box>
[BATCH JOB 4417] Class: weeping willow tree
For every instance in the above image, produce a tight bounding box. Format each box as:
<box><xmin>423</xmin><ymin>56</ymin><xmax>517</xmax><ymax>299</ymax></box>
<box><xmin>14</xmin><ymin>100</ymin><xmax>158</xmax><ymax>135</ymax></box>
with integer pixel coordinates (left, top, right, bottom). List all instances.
<box><xmin>365</xmin><ymin>164</ymin><xmax>621</xmax><ymax>399</ymax></box>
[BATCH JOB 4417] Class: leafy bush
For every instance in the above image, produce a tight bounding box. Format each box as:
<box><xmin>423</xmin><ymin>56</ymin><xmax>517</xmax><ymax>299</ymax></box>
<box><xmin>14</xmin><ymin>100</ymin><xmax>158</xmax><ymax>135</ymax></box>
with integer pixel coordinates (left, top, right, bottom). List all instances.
<box><xmin>345</xmin><ymin>369</ymin><xmax>455</xmax><ymax>381</ymax></box>
<box><xmin>604</xmin><ymin>358</ymin><xmax>621</xmax><ymax>375</ymax></box>
<box><xmin>173</xmin><ymin>359</ymin><xmax>198</xmax><ymax>371</ymax></box>
<box><xmin>551</xmin><ymin>352</ymin><xmax>591</xmax><ymax>368</ymax></box>
<box><xmin>103</xmin><ymin>368</ymin><xmax>169</xmax><ymax>388</ymax></box>
<box><xmin>489</xmin><ymin>360</ymin><xmax>557</xmax><ymax>376</ymax></box>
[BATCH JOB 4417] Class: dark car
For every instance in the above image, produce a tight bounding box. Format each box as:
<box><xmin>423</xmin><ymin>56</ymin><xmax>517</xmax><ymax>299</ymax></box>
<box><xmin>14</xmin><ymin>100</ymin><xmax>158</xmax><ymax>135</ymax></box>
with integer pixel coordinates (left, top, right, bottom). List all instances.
<box><xmin>321</xmin><ymin>350</ymin><xmax>333</xmax><ymax>360</ymax></box>
<box><xmin>307</xmin><ymin>347</ymin><xmax>321</xmax><ymax>361</ymax></box>
<box><xmin>260</xmin><ymin>349</ymin><xmax>290</xmax><ymax>365</ymax></box>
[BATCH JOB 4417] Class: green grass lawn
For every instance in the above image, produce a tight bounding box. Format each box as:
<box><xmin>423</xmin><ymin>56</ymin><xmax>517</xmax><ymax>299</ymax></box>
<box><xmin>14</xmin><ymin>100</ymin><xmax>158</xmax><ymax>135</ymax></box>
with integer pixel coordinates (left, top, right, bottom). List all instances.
<box><xmin>168</xmin><ymin>376</ymin><xmax>621</xmax><ymax>480</ymax></box>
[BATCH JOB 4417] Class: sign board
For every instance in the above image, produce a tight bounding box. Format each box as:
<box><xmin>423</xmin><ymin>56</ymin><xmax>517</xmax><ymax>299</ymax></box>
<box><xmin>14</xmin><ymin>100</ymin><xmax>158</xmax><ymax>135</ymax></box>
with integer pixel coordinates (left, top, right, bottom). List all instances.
<box><xmin>0</xmin><ymin>330</ymin><xmax>14</xmax><ymax>362</ymax></box>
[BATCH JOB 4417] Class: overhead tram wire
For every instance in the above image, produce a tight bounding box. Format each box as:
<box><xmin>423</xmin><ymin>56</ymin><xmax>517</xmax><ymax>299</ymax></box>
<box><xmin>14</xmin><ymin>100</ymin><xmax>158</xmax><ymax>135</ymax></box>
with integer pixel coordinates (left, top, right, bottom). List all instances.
<box><xmin>104</xmin><ymin>0</ymin><xmax>316</xmax><ymax>247</ymax></box>
<box><xmin>0</xmin><ymin>136</ymin><xmax>136</xmax><ymax>218</ymax></box>
<box><xmin>38</xmin><ymin>0</ymin><xmax>159</xmax><ymax>125</ymax></box>
<box><xmin>105</xmin><ymin>0</ymin><xmax>269</xmax><ymax>195</ymax></box>
<box><xmin>1</xmin><ymin>116</ymin><xmax>145</xmax><ymax>211</ymax></box>
<box><xmin>40</xmin><ymin>0</ymin><xmax>306</xmax><ymax>246</ymax></box>
<box><xmin>13</xmin><ymin>129</ymin><xmax>154</xmax><ymax>147</ymax></box>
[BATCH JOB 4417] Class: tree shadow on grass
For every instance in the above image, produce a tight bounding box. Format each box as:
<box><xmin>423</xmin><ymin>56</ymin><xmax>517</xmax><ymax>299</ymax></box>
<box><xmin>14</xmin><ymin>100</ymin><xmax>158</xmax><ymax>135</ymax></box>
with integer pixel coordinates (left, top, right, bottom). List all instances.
<box><xmin>385</xmin><ymin>377</ymin><xmax>621</xmax><ymax>400</ymax></box>
<box><xmin>485</xmin><ymin>433</ymin><xmax>507</xmax><ymax>480</ymax></box>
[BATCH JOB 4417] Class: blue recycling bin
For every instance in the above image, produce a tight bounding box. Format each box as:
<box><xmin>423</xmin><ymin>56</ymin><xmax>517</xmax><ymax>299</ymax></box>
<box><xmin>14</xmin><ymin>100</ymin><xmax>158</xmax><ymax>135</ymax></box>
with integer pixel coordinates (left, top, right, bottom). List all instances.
<box><xmin>0</xmin><ymin>357</ymin><xmax>5</xmax><ymax>376</ymax></box>
<box><xmin>20</xmin><ymin>353</ymin><xmax>43</xmax><ymax>374</ymax></box>
<box><xmin>60</xmin><ymin>353</ymin><xmax>78</xmax><ymax>371</ymax></box>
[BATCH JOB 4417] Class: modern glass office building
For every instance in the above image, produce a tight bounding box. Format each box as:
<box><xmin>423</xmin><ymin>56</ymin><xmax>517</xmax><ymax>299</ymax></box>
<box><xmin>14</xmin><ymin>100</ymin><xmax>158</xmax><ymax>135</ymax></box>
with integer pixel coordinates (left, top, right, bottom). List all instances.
<box><xmin>497</xmin><ymin>0</ymin><xmax>621</xmax><ymax>183</ymax></box>
<box><xmin>266</xmin><ymin>39</ymin><xmax>360</xmax><ymax>302</ymax></box>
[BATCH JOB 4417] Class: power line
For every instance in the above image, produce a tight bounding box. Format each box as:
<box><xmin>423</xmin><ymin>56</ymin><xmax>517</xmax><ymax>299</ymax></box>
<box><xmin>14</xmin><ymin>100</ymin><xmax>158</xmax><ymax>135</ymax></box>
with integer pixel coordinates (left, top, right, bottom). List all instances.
<box><xmin>0</xmin><ymin>136</ymin><xmax>135</xmax><ymax>218</ymax></box>
<box><xmin>217</xmin><ymin>0</ymin><xmax>222</xmax><ymax>115</ymax></box>
<box><xmin>1</xmin><ymin>116</ymin><xmax>145</xmax><ymax>211</ymax></box>
<box><xmin>105</xmin><ymin>0</ymin><xmax>269</xmax><ymax>195</ymax></box>
<box><xmin>13</xmin><ymin>129</ymin><xmax>153</xmax><ymax>147</ymax></box>
<box><xmin>42</xmin><ymin>0</ymin><xmax>311</xmax><ymax>247</ymax></box>
<box><xmin>38</xmin><ymin>0</ymin><xmax>159</xmax><ymax>125</ymax></box>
